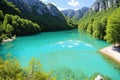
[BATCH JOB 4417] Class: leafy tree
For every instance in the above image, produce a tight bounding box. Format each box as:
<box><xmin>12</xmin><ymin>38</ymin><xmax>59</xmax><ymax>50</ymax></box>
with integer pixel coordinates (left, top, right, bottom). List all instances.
<box><xmin>78</xmin><ymin>7</ymin><xmax>117</xmax><ymax>40</ymax></box>
<box><xmin>0</xmin><ymin>11</ymin><xmax>4</xmax><ymax>37</ymax></box>
<box><xmin>6</xmin><ymin>24</ymin><xmax>13</xmax><ymax>38</ymax></box>
<box><xmin>87</xmin><ymin>20</ymin><xmax>94</xmax><ymax>34</ymax></box>
<box><xmin>0</xmin><ymin>54</ymin><xmax>54</xmax><ymax>80</ymax></box>
<box><xmin>87</xmin><ymin>24</ymin><xmax>93</xmax><ymax>34</ymax></box>
<box><xmin>92</xmin><ymin>20</ymin><xmax>103</xmax><ymax>39</ymax></box>
<box><xmin>105</xmin><ymin>7</ymin><xmax>120</xmax><ymax>45</ymax></box>
<box><xmin>0</xmin><ymin>54</ymin><xmax>24</xmax><ymax>80</ymax></box>
<box><xmin>24</xmin><ymin>58</ymin><xmax>52</xmax><ymax>80</ymax></box>
<box><xmin>0</xmin><ymin>10</ymin><xmax>4</xmax><ymax>21</ymax></box>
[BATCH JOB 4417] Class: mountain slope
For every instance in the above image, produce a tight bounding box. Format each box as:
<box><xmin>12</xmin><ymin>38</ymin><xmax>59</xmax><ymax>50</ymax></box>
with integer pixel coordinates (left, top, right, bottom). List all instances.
<box><xmin>61</xmin><ymin>7</ymin><xmax>89</xmax><ymax>20</ymax></box>
<box><xmin>0</xmin><ymin>0</ymin><xmax>20</xmax><ymax>15</ymax></box>
<box><xmin>78</xmin><ymin>0</ymin><xmax>120</xmax><ymax>43</ymax></box>
<box><xmin>7</xmin><ymin>0</ymin><xmax>75</xmax><ymax>31</ymax></box>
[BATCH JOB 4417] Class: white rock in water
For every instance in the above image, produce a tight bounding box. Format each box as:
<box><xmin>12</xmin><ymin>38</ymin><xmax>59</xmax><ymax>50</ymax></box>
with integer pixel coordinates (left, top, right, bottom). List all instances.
<box><xmin>95</xmin><ymin>75</ymin><xmax>104</xmax><ymax>80</ymax></box>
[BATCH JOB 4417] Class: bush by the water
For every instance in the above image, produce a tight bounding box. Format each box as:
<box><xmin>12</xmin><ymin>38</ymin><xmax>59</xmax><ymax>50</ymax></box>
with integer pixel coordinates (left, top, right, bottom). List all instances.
<box><xmin>0</xmin><ymin>54</ymin><xmax>54</xmax><ymax>80</ymax></box>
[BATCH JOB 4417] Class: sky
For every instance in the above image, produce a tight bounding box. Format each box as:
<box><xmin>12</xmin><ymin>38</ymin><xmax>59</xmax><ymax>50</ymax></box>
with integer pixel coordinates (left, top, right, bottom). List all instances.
<box><xmin>40</xmin><ymin>0</ymin><xmax>95</xmax><ymax>10</ymax></box>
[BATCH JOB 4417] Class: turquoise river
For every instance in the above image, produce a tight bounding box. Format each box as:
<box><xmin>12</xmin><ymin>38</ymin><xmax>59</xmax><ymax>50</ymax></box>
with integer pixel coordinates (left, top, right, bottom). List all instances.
<box><xmin>0</xmin><ymin>30</ymin><xmax>120</xmax><ymax>79</ymax></box>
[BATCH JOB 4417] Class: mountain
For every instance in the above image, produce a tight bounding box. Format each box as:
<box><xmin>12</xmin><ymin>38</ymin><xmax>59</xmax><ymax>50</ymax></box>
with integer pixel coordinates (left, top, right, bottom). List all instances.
<box><xmin>89</xmin><ymin>0</ymin><xmax>120</xmax><ymax>12</ymax></box>
<box><xmin>61</xmin><ymin>9</ymin><xmax>75</xmax><ymax>18</ymax></box>
<box><xmin>7</xmin><ymin>0</ymin><xmax>74</xmax><ymax>31</ymax></box>
<box><xmin>61</xmin><ymin>7</ymin><xmax>89</xmax><ymax>20</ymax></box>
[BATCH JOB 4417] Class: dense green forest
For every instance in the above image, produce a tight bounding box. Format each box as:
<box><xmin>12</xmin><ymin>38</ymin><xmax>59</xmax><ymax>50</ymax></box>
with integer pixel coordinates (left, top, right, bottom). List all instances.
<box><xmin>78</xmin><ymin>7</ymin><xmax>120</xmax><ymax>45</ymax></box>
<box><xmin>0</xmin><ymin>10</ymin><xmax>41</xmax><ymax>42</ymax></box>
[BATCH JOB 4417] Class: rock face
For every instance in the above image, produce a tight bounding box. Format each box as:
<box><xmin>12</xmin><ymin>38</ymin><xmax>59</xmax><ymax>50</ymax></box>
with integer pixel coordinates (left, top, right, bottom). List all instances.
<box><xmin>61</xmin><ymin>7</ymin><xmax>89</xmax><ymax>20</ymax></box>
<box><xmin>46</xmin><ymin>3</ymin><xmax>65</xmax><ymax>20</ymax></box>
<box><xmin>61</xmin><ymin>9</ymin><xmax>75</xmax><ymax>18</ymax></box>
<box><xmin>7</xmin><ymin>0</ymin><xmax>32</xmax><ymax>12</ymax></box>
<box><xmin>90</xmin><ymin>0</ymin><xmax>120</xmax><ymax>12</ymax></box>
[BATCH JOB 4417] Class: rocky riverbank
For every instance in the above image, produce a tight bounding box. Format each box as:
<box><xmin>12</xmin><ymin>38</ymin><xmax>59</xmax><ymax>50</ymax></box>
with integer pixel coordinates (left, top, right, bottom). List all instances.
<box><xmin>2</xmin><ymin>36</ymin><xmax>16</xmax><ymax>42</ymax></box>
<box><xmin>100</xmin><ymin>45</ymin><xmax>120</xmax><ymax>63</ymax></box>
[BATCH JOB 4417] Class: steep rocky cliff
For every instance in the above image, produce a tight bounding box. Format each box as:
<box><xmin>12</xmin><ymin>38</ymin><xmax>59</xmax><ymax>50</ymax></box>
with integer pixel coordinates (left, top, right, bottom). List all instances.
<box><xmin>61</xmin><ymin>7</ymin><xmax>89</xmax><ymax>20</ymax></box>
<box><xmin>61</xmin><ymin>9</ymin><xmax>75</xmax><ymax>18</ymax></box>
<box><xmin>89</xmin><ymin>0</ymin><xmax>120</xmax><ymax>12</ymax></box>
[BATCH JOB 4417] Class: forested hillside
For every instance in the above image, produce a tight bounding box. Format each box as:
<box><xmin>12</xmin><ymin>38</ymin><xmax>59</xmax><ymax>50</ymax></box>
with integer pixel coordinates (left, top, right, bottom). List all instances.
<box><xmin>78</xmin><ymin>1</ymin><xmax>120</xmax><ymax>45</ymax></box>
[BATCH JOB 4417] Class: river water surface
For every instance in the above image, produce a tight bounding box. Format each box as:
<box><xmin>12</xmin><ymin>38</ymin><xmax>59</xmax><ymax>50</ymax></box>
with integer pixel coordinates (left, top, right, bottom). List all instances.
<box><xmin>0</xmin><ymin>30</ymin><xmax>120</xmax><ymax>79</ymax></box>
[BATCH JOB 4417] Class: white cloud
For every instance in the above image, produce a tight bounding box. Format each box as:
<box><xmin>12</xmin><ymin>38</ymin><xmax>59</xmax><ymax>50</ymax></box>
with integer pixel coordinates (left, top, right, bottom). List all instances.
<box><xmin>51</xmin><ymin>3</ymin><xmax>66</xmax><ymax>11</ymax></box>
<box><xmin>40</xmin><ymin>0</ymin><xmax>48</xmax><ymax>2</ymax></box>
<box><xmin>68</xmin><ymin>0</ymin><xmax>79</xmax><ymax>7</ymax></box>
<box><xmin>57</xmin><ymin>7</ymin><xmax>66</xmax><ymax>11</ymax></box>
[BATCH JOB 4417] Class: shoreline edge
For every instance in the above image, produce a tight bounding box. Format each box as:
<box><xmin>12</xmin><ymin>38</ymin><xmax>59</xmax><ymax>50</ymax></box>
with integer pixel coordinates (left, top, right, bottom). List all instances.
<box><xmin>100</xmin><ymin>45</ymin><xmax>120</xmax><ymax>64</ymax></box>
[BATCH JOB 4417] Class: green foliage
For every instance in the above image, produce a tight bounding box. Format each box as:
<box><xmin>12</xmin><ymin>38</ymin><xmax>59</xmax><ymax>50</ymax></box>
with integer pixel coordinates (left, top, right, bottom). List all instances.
<box><xmin>51</xmin><ymin>67</ymin><xmax>112</xmax><ymax>80</ymax></box>
<box><xmin>0</xmin><ymin>14</ymin><xmax>41</xmax><ymax>42</ymax></box>
<box><xmin>0</xmin><ymin>54</ymin><xmax>113</xmax><ymax>80</ymax></box>
<box><xmin>105</xmin><ymin>7</ymin><xmax>120</xmax><ymax>44</ymax></box>
<box><xmin>21</xmin><ymin>13</ymin><xmax>75</xmax><ymax>31</ymax></box>
<box><xmin>66</xmin><ymin>17</ymin><xmax>78</xmax><ymax>29</ymax></box>
<box><xmin>0</xmin><ymin>0</ymin><xmax>20</xmax><ymax>15</ymax></box>
<box><xmin>0</xmin><ymin>10</ymin><xmax>4</xmax><ymax>21</ymax></box>
<box><xmin>87</xmin><ymin>23</ymin><xmax>93</xmax><ymax>34</ymax></box>
<box><xmin>2</xmin><ymin>14</ymin><xmax>41</xmax><ymax>36</ymax></box>
<box><xmin>0</xmin><ymin>54</ymin><xmax>53</xmax><ymax>80</ymax></box>
<box><xmin>92</xmin><ymin>20</ymin><xmax>104</xmax><ymax>39</ymax></box>
<box><xmin>24</xmin><ymin>58</ymin><xmax>52</xmax><ymax>80</ymax></box>
<box><xmin>78</xmin><ymin>7</ymin><xmax>120</xmax><ymax>44</ymax></box>
<box><xmin>0</xmin><ymin>54</ymin><xmax>24</xmax><ymax>80</ymax></box>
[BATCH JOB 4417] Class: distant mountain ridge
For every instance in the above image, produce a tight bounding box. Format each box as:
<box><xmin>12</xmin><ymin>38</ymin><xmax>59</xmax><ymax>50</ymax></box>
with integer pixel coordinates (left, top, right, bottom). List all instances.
<box><xmin>61</xmin><ymin>7</ymin><xmax>89</xmax><ymax>20</ymax></box>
